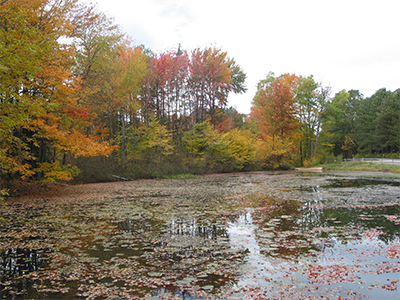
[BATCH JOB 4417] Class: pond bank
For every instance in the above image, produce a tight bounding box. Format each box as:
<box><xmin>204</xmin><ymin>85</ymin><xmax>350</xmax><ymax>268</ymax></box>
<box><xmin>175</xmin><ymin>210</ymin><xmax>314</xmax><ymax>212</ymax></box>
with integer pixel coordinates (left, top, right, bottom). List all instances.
<box><xmin>320</xmin><ymin>161</ymin><xmax>400</xmax><ymax>174</ymax></box>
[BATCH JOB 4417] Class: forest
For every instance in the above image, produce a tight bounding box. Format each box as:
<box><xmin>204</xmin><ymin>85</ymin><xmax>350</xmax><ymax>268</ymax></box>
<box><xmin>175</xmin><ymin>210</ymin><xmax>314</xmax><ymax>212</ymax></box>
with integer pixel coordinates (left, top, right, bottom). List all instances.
<box><xmin>1</xmin><ymin>0</ymin><xmax>400</xmax><ymax>188</ymax></box>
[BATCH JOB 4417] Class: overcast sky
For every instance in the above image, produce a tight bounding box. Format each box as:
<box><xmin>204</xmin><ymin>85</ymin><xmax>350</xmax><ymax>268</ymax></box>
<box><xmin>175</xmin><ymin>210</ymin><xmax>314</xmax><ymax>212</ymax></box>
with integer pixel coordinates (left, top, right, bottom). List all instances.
<box><xmin>83</xmin><ymin>0</ymin><xmax>400</xmax><ymax>114</ymax></box>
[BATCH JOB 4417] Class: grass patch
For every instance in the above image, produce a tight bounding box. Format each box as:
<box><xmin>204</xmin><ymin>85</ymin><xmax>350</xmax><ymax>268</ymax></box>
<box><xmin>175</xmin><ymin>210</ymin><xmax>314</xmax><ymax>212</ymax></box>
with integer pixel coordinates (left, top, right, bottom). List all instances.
<box><xmin>320</xmin><ymin>162</ymin><xmax>400</xmax><ymax>174</ymax></box>
<box><xmin>157</xmin><ymin>173</ymin><xmax>198</xmax><ymax>179</ymax></box>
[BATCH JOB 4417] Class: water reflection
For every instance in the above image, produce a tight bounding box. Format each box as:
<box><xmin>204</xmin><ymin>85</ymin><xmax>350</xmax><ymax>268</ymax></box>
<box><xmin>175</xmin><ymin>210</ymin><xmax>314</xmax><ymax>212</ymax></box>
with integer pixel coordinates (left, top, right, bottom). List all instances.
<box><xmin>227</xmin><ymin>211</ymin><xmax>282</xmax><ymax>287</ymax></box>
<box><xmin>227</xmin><ymin>195</ymin><xmax>400</xmax><ymax>298</ymax></box>
<box><xmin>237</xmin><ymin>195</ymin><xmax>400</xmax><ymax>260</ymax></box>
<box><xmin>107</xmin><ymin>216</ymin><xmax>244</xmax><ymax>293</ymax></box>
<box><xmin>168</xmin><ymin>218</ymin><xmax>228</xmax><ymax>240</ymax></box>
<box><xmin>0</xmin><ymin>248</ymin><xmax>50</xmax><ymax>279</ymax></box>
<box><xmin>322</xmin><ymin>178</ymin><xmax>400</xmax><ymax>188</ymax></box>
<box><xmin>1</xmin><ymin>172</ymin><xmax>400</xmax><ymax>299</ymax></box>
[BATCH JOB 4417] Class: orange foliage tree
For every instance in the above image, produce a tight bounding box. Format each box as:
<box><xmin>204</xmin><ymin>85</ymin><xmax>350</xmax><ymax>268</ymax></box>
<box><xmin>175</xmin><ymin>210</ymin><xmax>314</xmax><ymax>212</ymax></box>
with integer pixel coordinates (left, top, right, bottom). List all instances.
<box><xmin>250</xmin><ymin>73</ymin><xmax>302</xmax><ymax>168</ymax></box>
<box><xmin>0</xmin><ymin>0</ymin><xmax>116</xmax><ymax>182</ymax></box>
<box><xmin>189</xmin><ymin>47</ymin><xmax>235</xmax><ymax>125</ymax></box>
<box><xmin>1</xmin><ymin>1</ymin><xmax>249</xmax><ymax>183</ymax></box>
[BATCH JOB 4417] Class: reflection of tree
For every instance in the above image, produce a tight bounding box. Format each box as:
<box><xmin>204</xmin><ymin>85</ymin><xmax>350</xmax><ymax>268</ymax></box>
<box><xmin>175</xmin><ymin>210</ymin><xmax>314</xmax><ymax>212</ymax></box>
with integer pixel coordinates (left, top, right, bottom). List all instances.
<box><xmin>249</xmin><ymin>194</ymin><xmax>335</xmax><ymax>259</ymax></box>
<box><xmin>247</xmin><ymin>193</ymin><xmax>400</xmax><ymax>261</ymax></box>
<box><xmin>1</xmin><ymin>248</ymin><xmax>50</xmax><ymax>280</ymax></box>
<box><xmin>168</xmin><ymin>218</ymin><xmax>229</xmax><ymax>240</ymax></box>
<box><xmin>117</xmin><ymin>218</ymin><xmax>164</xmax><ymax>233</ymax></box>
<box><xmin>298</xmin><ymin>185</ymin><xmax>325</xmax><ymax>230</ymax></box>
<box><xmin>298</xmin><ymin>204</ymin><xmax>323</xmax><ymax>229</ymax></box>
<box><xmin>323</xmin><ymin>205</ymin><xmax>400</xmax><ymax>243</ymax></box>
<box><xmin>116</xmin><ymin>214</ymin><xmax>244</xmax><ymax>288</ymax></box>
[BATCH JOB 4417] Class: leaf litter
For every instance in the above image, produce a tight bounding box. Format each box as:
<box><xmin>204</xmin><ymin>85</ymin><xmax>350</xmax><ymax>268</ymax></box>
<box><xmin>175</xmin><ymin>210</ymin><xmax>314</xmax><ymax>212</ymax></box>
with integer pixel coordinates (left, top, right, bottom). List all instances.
<box><xmin>1</xmin><ymin>170</ymin><xmax>400</xmax><ymax>299</ymax></box>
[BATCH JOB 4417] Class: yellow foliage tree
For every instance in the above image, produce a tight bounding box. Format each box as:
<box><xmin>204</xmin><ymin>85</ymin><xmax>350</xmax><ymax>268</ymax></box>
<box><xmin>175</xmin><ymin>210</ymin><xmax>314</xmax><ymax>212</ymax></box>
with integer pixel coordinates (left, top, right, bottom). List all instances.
<box><xmin>134</xmin><ymin>120</ymin><xmax>174</xmax><ymax>161</ymax></box>
<box><xmin>254</xmin><ymin>136</ymin><xmax>296</xmax><ymax>169</ymax></box>
<box><xmin>221</xmin><ymin>129</ymin><xmax>255</xmax><ymax>170</ymax></box>
<box><xmin>0</xmin><ymin>0</ymin><xmax>117</xmax><ymax>182</ymax></box>
<box><xmin>183</xmin><ymin>121</ymin><xmax>256</xmax><ymax>172</ymax></box>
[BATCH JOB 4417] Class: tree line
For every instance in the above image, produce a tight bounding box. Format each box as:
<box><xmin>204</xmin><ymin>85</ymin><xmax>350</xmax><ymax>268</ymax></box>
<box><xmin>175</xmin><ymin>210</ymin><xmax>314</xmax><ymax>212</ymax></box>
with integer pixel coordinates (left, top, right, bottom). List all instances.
<box><xmin>250</xmin><ymin>73</ymin><xmax>400</xmax><ymax>169</ymax></box>
<box><xmin>326</xmin><ymin>89</ymin><xmax>400</xmax><ymax>158</ymax></box>
<box><xmin>1</xmin><ymin>0</ymin><xmax>399</xmax><ymax>187</ymax></box>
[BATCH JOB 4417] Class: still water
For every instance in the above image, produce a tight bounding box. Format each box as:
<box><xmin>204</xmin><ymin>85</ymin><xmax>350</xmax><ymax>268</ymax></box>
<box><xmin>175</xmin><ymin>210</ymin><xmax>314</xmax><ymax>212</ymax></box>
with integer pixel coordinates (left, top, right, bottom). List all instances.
<box><xmin>1</xmin><ymin>171</ymin><xmax>399</xmax><ymax>299</ymax></box>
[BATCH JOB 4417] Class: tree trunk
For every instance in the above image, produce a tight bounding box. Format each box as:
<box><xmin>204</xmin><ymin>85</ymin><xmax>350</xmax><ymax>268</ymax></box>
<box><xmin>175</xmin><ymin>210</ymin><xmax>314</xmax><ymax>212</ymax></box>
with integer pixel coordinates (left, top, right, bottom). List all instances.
<box><xmin>313</xmin><ymin>117</ymin><xmax>321</xmax><ymax>158</ymax></box>
<box><xmin>121</xmin><ymin>111</ymin><xmax>127</xmax><ymax>170</ymax></box>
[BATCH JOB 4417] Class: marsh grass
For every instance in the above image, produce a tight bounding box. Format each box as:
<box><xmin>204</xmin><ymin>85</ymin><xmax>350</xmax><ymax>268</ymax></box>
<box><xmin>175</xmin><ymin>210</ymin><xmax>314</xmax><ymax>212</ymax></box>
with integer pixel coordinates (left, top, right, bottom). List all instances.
<box><xmin>320</xmin><ymin>162</ymin><xmax>400</xmax><ymax>173</ymax></box>
<box><xmin>157</xmin><ymin>173</ymin><xmax>198</xmax><ymax>179</ymax></box>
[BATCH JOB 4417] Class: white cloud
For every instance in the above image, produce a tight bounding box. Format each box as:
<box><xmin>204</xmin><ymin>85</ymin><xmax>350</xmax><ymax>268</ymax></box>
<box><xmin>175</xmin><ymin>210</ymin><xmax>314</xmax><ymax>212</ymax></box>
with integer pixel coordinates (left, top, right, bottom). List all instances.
<box><xmin>83</xmin><ymin>0</ymin><xmax>400</xmax><ymax>114</ymax></box>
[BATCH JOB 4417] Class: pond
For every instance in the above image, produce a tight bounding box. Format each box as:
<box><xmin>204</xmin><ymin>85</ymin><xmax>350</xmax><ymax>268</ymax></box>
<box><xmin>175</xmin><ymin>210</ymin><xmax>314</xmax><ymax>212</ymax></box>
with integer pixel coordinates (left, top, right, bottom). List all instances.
<box><xmin>1</xmin><ymin>170</ymin><xmax>400</xmax><ymax>299</ymax></box>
